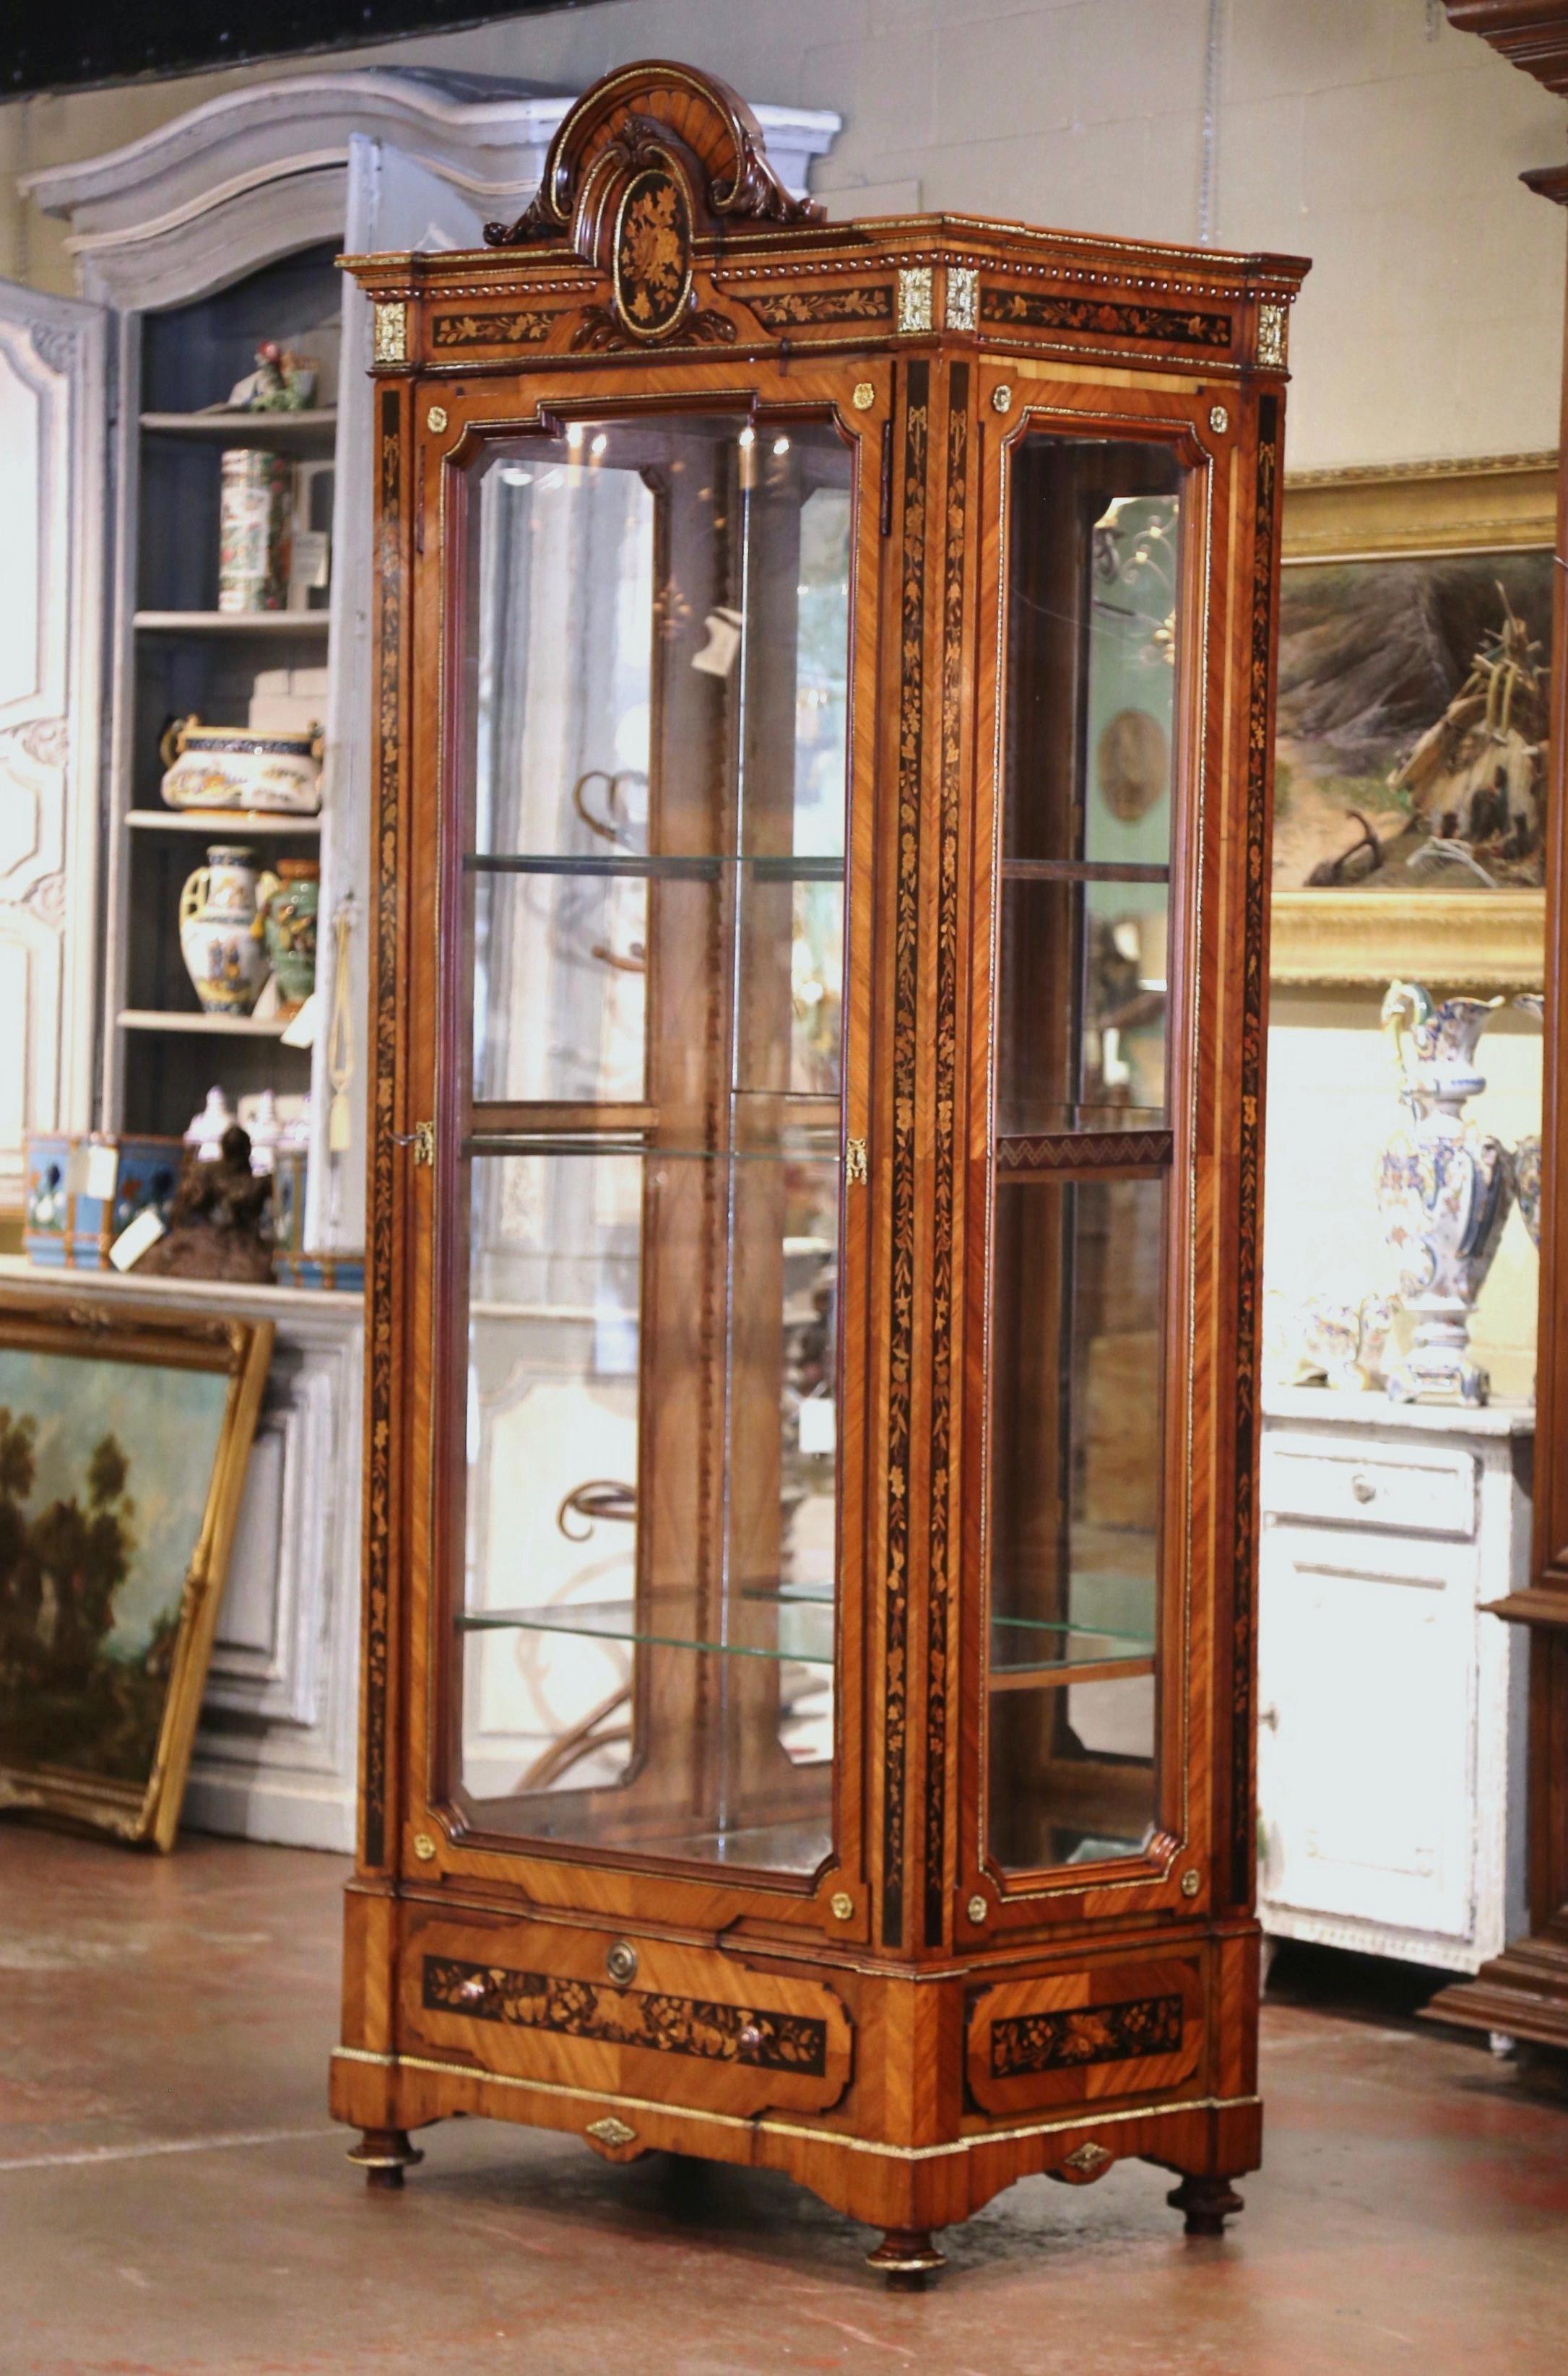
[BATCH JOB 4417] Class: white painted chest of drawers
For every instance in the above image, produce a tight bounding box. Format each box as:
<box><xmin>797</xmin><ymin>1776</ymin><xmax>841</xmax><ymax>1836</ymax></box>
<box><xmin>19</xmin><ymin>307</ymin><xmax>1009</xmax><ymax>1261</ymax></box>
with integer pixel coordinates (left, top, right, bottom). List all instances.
<box><xmin>1257</xmin><ymin>1389</ymin><xmax>1533</xmax><ymax>1972</ymax></box>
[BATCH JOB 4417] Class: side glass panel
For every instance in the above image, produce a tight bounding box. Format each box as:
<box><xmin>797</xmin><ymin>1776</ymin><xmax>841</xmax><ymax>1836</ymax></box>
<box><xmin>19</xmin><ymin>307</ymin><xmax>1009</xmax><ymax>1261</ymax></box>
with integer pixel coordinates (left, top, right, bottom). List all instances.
<box><xmin>456</xmin><ymin>412</ymin><xmax>852</xmax><ymax>1876</ymax></box>
<box><xmin>987</xmin><ymin>433</ymin><xmax>1182</xmax><ymax>1875</ymax></box>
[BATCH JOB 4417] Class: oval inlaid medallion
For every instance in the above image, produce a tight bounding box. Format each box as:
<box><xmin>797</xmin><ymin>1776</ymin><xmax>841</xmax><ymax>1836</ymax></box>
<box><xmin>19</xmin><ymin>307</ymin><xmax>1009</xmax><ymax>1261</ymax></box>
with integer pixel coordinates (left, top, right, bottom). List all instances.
<box><xmin>613</xmin><ymin>163</ymin><xmax>694</xmax><ymax>339</ymax></box>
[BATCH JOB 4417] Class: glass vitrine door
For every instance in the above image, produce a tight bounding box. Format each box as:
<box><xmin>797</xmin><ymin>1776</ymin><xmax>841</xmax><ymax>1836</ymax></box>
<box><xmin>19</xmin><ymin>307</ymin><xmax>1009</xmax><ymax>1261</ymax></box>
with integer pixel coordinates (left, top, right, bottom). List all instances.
<box><xmin>447</xmin><ymin>399</ymin><xmax>858</xmax><ymax>1881</ymax></box>
<box><xmin>983</xmin><ymin>415</ymin><xmax>1192</xmax><ymax>1885</ymax></box>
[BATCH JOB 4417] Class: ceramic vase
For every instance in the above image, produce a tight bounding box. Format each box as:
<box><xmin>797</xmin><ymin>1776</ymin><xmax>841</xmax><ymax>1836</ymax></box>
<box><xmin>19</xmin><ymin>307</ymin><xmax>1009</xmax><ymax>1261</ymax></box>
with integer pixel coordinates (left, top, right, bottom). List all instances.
<box><xmin>1377</xmin><ymin>980</ymin><xmax>1513</xmax><ymax>1405</ymax></box>
<box><xmin>178</xmin><ymin>846</ymin><xmax>277</xmax><ymax>1016</ymax></box>
<box><xmin>1513</xmin><ymin>992</ymin><xmax>1544</xmax><ymax>1251</ymax></box>
<box><xmin>218</xmin><ymin>448</ymin><xmax>293</xmax><ymax>612</ymax></box>
<box><xmin>261</xmin><ymin>858</ymin><xmax>319</xmax><ymax>1016</ymax></box>
<box><xmin>160</xmin><ymin>714</ymin><xmax>323</xmax><ymax>814</ymax></box>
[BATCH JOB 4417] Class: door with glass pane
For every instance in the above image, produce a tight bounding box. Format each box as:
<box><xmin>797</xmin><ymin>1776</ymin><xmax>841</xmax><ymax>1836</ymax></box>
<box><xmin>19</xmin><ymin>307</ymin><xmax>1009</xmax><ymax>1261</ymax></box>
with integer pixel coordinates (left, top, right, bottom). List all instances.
<box><xmin>963</xmin><ymin>383</ymin><xmax>1219</xmax><ymax>1928</ymax></box>
<box><xmin>419</xmin><ymin>370</ymin><xmax>879</xmax><ymax>1922</ymax></box>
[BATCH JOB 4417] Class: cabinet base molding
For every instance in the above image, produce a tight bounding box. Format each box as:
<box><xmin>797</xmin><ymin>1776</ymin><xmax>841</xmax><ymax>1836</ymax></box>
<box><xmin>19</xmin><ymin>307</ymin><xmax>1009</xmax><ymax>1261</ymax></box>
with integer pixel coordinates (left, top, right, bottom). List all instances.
<box><xmin>1424</xmin><ymin>1918</ymin><xmax>1568</xmax><ymax>2052</ymax></box>
<box><xmin>330</xmin><ymin>2040</ymin><xmax>1260</xmax><ymax>2239</ymax></box>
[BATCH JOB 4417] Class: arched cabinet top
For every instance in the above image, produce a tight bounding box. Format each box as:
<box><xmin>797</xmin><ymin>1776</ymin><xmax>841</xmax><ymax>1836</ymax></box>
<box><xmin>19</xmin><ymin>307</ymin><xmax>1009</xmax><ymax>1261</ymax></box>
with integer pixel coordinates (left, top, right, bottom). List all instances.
<box><xmin>20</xmin><ymin>65</ymin><xmax>840</xmax><ymax>311</ymax></box>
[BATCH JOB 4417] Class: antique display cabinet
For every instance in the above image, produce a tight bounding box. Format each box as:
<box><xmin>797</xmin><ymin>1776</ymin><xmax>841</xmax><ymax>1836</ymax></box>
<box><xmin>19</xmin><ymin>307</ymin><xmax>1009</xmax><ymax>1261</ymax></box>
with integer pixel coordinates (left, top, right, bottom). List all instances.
<box><xmin>331</xmin><ymin>59</ymin><xmax>1309</xmax><ymax>2279</ymax></box>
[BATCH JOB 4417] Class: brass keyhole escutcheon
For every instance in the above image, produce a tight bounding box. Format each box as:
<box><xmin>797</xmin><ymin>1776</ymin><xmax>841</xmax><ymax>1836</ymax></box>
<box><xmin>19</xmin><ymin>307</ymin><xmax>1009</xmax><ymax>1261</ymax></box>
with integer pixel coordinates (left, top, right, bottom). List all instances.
<box><xmin>992</xmin><ymin>384</ymin><xmax>1013</xmax><ymax>415</ymax></box>
<box><xmin>831</xmin><ymin>1891</ymin><xmax>854</xmax><ymax>1922</ymax></box>
<box><xmin>427</xmin><ymin>404</ymin><xmax>449</xmax><ymax>433</ymax></box>
<box><xmin>605</xmin><ymin>1938</ymin><xmax>638</xmax><ymax>1986</ymax></box>
<box><xmin>852</xmin><ymin>382</ymin><xmax>875</xmax><ymax>411</ymax></box>
<box><xmin>1180</xmin><ymin>1868</ymin><xmax>1202</xmax><ymax>1898</ymax></box>
<box><xmin>412</xmin><ymin>1831</ymin><xmax>437</xmax><ymax>1862</ymax></box>
<box><xmin>966</xmin><ymin>1894</ymin><xmax>988</xmax><ymax>1925</ymax></box>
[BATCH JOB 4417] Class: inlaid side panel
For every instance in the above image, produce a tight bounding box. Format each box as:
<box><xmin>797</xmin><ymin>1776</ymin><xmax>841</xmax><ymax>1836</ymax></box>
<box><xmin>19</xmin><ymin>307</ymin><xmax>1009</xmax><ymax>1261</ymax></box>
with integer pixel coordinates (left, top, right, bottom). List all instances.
<box><xmin>966</xmin><ymin>1954</ymin><xmax>1202</xmax><ymax>2116</ymax></box>
<box><xmin>403</xmin><ymin>1913</ymin><xmax>854</xmax><ymax>2117</ymax></box>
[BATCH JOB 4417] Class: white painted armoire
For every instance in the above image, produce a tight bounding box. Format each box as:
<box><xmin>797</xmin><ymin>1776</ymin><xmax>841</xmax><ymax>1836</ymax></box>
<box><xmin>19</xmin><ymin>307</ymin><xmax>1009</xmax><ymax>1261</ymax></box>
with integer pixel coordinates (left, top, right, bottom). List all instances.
<box><xmin>0</xmin><ymin>69</ymin><xmax>838</xmax><ymax>1847</ymax></box>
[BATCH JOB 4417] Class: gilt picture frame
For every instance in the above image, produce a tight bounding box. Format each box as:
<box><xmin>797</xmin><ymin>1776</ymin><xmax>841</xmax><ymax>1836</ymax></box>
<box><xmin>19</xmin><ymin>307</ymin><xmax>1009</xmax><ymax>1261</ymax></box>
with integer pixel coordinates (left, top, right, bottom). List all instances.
<box><xmin>0</xmin><ymin>1296</ymin><xmax>272</xmax><ymax>1850</ymax></box>
<box><xmin>1270</xmin><ymin>451</ymin><xmax>1556</xmax><ymax>989</ymax></box>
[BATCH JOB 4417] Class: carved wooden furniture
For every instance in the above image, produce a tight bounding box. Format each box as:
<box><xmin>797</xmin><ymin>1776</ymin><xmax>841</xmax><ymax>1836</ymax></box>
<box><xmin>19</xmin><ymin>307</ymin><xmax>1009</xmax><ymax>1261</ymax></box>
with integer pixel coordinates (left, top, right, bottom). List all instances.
<box><xmin>331</xmin><ymin>59</ymin><xmax>1309</xmax><ymax>2275</ymax></box>
<box><xmin>1427</xmin><ymin>1</ymin><xmax>1568</xmax><ymax>2057</ymax></box>
<box><xmin>1259</xmin><ymin>1391</ymin><xmax>1531</xmax><ymax>1974</ymax></box>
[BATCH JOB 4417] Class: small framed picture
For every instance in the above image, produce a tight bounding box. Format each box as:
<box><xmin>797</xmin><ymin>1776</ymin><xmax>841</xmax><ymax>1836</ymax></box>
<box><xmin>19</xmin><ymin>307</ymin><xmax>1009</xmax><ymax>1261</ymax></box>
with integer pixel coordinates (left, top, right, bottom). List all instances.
<box><xmin>0</xmin><ymin>1295</ymin><xmax>272</xmax><ymax>1848</ymax></box>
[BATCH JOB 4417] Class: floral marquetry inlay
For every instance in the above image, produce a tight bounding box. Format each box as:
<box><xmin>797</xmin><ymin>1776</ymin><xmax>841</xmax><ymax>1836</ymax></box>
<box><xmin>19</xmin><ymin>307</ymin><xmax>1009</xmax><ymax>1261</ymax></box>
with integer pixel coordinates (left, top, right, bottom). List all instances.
<box><xmin>423</xmin><ymin>1956</ymin><xmax>830</xmax><ymax>2074</ymax></box>
<box><xmin>613</xmin><ymin>162</ymin><xmax>695</xmax><ymax>337</ymax></box>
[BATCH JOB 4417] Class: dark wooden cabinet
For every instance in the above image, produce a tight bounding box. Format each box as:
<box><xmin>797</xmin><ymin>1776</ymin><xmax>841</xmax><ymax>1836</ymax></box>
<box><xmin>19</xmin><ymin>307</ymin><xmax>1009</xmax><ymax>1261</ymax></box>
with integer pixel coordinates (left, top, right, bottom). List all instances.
<box><xmin>329</xmin><ymin>59</ymin><xmax>1309</xmax><ymax>2276</ymax></box>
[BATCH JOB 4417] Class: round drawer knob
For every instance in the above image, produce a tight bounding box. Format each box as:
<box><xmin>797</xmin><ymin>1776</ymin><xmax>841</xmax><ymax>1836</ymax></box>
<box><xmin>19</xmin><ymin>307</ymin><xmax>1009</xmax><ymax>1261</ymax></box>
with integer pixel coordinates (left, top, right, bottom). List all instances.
<box><xmin>1351</xmin><ymin>1470</ymin><xmax>1377</xmax><ymax>1504</ymax></box>
<box><xmin>605</xmin><ymin>1939</ymin><xmax>638</xmax><ymax>1986</ymax></box>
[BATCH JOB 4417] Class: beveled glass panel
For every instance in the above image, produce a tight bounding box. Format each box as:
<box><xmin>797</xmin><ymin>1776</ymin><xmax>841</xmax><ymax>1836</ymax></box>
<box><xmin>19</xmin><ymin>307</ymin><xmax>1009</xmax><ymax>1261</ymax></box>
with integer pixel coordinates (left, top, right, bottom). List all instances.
<box><xmin>984</xmin><ymin>424</ymin><xmax>1184</xmax><ymax>1881</ymax></box>
<box><xmin>987</xmin><ymin>1174</ymin><xmax>1164</xmax><ymax>1872</ymax></box>
<box><xmin>454</xmin><ymin>410</ymin><xmax>853</xmax><ymax>1878</ymax></box>
<box><xmin>996</xmin><ymin>441</ymin><xmax>1179</xmax><ymax>1136</ymax></box>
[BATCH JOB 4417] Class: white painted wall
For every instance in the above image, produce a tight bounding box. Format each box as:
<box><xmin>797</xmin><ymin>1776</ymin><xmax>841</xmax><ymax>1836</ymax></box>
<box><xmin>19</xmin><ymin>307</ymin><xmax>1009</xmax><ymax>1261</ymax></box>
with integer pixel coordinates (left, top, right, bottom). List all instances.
<box><xmin>4</xmin><ymin>1</ymin><xmax>1564</xmax><ymax>469</ymax></box>
<box><xmin>1</xmin><ymin>0</ymin><xmax>1558</xmax><ymax>1391</ymax></box>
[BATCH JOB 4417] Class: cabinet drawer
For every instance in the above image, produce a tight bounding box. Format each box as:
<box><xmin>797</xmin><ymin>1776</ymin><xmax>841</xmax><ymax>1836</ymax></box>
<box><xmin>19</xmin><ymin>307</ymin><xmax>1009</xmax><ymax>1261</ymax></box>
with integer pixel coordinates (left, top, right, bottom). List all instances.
<box><xmin>1262</xmin><ymin>1435</ymin><xmax>1477</xmax><ymax>1539</ymax></box>
<box><xmin>966</xmin><ymin>1955</ymin><xmax>1203</xmax><ymax>2118</ymax></box>
<box><xmin>400</xmin><ymin>1907</ymin><xmax>852</xmax><ymax>2119</ymax></box>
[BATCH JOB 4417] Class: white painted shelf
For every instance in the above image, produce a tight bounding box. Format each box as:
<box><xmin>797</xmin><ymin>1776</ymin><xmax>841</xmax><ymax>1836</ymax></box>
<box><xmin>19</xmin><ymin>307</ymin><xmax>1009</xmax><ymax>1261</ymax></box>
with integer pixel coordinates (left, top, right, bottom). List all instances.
<box><xmin>118</xmin><ymin>1007</ymin><xmax>301</xmax><ymax>1038</ymax></box>
<box><xmin>139</xmin><ymin>407</ymin><xmax>337</xmax><ymax>448</ymax></box>
<box><xmin>126</xmin><ymin>807</ymin><xmax>322</xmax><ymax>835</ymax></box>
<box><xmin>134</xmin><ymin>609</ymin><xmax>331</xmax><ymax>634</ymax></box>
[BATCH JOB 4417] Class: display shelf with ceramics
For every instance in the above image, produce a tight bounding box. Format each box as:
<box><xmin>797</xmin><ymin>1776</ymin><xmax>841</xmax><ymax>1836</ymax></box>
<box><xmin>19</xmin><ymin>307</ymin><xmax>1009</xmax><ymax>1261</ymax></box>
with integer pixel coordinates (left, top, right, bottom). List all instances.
<box><xmin>108</xmin><ymin>244</ymin><xmax>338</xmax><ymax>1169</ymax></box>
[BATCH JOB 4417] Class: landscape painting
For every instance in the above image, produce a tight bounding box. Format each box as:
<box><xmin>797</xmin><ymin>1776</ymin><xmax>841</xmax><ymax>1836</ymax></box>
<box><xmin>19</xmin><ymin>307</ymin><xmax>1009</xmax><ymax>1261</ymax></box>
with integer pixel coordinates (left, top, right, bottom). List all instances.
<box><xmin>1272</xmin><ymin>547</ymin><xmax>1553</xmax><ymax>896</ymax></box>
<box><xmin>0</xmin><ymin>1303</ymin><xmax>272</xmax><ymax>1847</ymax></box>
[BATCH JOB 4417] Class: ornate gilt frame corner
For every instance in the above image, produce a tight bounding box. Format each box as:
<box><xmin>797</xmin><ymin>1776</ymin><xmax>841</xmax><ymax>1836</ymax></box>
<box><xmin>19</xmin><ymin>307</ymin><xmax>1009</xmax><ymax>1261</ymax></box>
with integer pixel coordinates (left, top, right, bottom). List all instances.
<box><xmin>1270</xmin><ymin>452</ymin><xmax>1556</xmax><ymax>991</ymax></box>
<box><xmin>0</xmin><ymin>1297</ymin><xmax>274</xmax><ymax>1851</ymax></box>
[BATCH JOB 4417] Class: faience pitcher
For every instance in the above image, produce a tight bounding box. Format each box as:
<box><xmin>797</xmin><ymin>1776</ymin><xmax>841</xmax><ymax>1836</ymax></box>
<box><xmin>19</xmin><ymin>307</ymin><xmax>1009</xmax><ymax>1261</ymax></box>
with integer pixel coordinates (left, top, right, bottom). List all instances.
<box><xmin>261</xmin><ymin>857</ymin><xmax>319</xmax><ymax>1017</ymax></box>
<box><xmin>1376</xmin><ymin>980</ymin><xmax>1512</xmax><ymax>1405</ymax></box>
<box><xmin>178</xmin><ymin>846</ymin><xmax>277</xmax><ymax>1015</ymax></box>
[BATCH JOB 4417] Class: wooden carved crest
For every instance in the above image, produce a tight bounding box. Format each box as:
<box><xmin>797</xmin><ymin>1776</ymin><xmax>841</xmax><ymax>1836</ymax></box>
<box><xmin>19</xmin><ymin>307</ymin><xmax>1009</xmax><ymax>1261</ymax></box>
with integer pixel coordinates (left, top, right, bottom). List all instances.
<box><xmin>485</xmin><ymin>61</ymin><xmax>823</xmax><ymax>348</ymax></box>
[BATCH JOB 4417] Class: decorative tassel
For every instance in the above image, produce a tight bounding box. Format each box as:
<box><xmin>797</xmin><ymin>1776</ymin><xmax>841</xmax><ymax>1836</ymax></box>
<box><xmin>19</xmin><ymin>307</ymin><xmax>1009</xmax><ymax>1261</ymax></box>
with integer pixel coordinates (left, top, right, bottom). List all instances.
<box><xmin>326</xmin><ymin>896</ymin><xmax>357</xmax><ymax>1155</ymax></box>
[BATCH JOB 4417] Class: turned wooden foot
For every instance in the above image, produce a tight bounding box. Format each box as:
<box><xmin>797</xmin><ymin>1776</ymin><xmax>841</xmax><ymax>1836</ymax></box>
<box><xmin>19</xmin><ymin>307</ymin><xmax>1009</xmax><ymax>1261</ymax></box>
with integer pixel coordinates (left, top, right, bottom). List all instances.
<box><xmin>866</xmin><ymin>2228</ymin><xmax>945</xmax><ymax>2289</ymax></box>
<box><xmin>1166</xmin><ymin>2174</ymin><xmax>1244</xmax><ymax>2237</ymax></box>
<box><xmin>347</xmin><ymin>2127</ymin><xmax>424</xmax><ymax>2190</ymax></box>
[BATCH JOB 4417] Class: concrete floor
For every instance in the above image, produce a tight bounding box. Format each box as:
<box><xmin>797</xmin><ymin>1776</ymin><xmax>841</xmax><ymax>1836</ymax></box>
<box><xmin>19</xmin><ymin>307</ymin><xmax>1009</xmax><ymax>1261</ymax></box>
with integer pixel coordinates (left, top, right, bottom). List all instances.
<box><xmin>1</xmin><ymin>1831</ymin><xmax>1566</xmax><ymax>2375</ymax></box>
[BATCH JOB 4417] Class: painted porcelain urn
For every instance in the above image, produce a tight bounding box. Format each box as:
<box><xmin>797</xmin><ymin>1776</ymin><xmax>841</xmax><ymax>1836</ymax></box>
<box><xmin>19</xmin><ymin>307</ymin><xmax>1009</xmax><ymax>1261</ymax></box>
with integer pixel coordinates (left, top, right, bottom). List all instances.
<box><xmin>1376</xmin><ymin>979</ymin><xmax>1513</xmax><ymax>1405</ymax></box>
<box><xmin>1512</xmin><ymin>992</ymin><xmax>1544</xmax><ymax>1251</ymax></box>
<box><xmin>178</xmin><ymin>846</ymin><xmax>277</xmax><ymax>1016</ymax></box>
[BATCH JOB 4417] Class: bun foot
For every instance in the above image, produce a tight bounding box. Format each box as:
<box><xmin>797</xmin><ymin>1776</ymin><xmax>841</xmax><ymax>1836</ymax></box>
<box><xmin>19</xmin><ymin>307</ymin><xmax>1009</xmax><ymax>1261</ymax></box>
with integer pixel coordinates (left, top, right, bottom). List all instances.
<box><xmin>1167</xmin><ymin>2174</ymin><xmax>1244</xmax><ymax>2237</ymax></box>
<box><xmin>867</xmin><ymin>2228</ymin><xmax>945</xmax><ymax>2289</ymax></box>
<box><xmin>347</xmin><ymin>2127</ymin><xmax>424</xmax><ymax>2190</ymax></box>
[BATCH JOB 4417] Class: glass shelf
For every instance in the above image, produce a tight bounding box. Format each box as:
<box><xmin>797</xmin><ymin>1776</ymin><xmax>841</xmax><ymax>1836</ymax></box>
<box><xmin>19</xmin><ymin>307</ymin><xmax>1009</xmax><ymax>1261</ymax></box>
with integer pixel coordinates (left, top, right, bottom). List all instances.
<box><xmin>1001</xmin><ymin>859</ymin><xmax>1169</xmax><ymax>884</ymax></box>
<box><xmin>463</xmin><ymin>1130</ymin><xmax>842</xmax><ymax>1162</ymax></box>
<box><xmin>466</xmin><ymin>851</ymin><xmax>844</xmax><ymax>882</ymax></box>
<box><xmin>989</xmin><ymin>1615</ymin><xmax>1156</xmax><ymax>1694</ymax></box>
<box><xmin>458</xmin><ymin>1591</ymin><xmax>836</xmax><ymax>1665</ymax></box>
